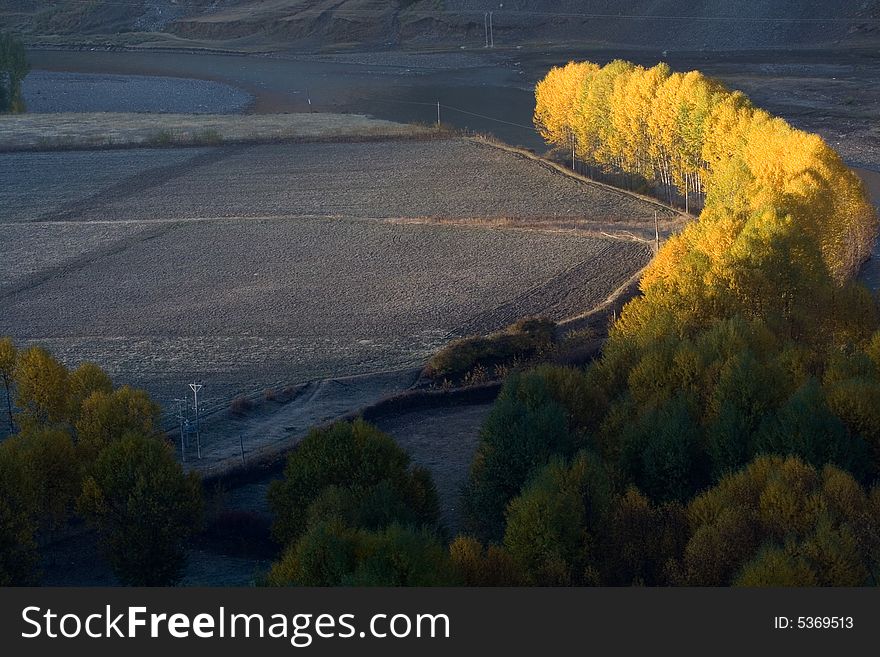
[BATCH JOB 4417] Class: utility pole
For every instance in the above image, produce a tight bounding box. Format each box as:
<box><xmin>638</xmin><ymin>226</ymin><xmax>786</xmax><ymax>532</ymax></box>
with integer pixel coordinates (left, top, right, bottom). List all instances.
<box><xmin>189</xmin><ymin>383</ymin><xmax>203</xmax><ymax>460</ymax></box>
<box><xmin>174</xmin><ymin>398</ymin><xmax>187</xmax><ymax>461</ymax></box>
<box><xmin>484</xmin><ymin>12</ymin><xmax>489</xmax><ymax>48</ymax></box>
<box><xmin>239</xmin><ymin>435</ymin><xmax>245</xmax><ymax>466</ymax></box>
<box><xmin>437</xmin><ymin>100</ymin><xmax>441</xmax><ymax>128</ymax></box>
<box><xmin>489</xmin><ymin>11</ymin><xmax>494</xmax><ymax>48</ymax></box>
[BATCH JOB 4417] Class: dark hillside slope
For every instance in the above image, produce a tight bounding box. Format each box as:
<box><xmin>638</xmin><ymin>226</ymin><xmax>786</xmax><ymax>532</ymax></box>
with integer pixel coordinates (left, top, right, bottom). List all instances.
<box><xmin>2</xmin><ymin>0</ymin><xmax>879</xmax><ymax>50</ymax></box>
<box><xmin>441</xmin><ymin>1</ymin><xmax>880</xmax><ymax>50</ymax></box>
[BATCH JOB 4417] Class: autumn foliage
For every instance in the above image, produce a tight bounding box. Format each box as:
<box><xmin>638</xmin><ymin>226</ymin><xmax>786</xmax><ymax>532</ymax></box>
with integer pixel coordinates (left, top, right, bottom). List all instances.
<box><xmin>0</xmin><ymin>343</ymin><xmax>201</xmax><ymax>585</ymax></box>
<box><xmin>422</xmin><ymin>60</ymin><xmax>880</xmax><ymax>586</ymax></box>
<box><xmin>534</xmin><ymin>60</ymin><xmax>877</xmax><ymax>280</ymax></box>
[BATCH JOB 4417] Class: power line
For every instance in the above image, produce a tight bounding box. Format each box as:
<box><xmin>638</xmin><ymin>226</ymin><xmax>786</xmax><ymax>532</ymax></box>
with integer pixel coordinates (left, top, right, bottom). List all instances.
<box><xmin>355</xmin><ymin>95</ymin><xmax>537</xmax><ymax>132</ymax></box>
<box><xmin>441</xmin><ymin>103</ymin><xmax>535</xmax><ymax>131</ymax></box>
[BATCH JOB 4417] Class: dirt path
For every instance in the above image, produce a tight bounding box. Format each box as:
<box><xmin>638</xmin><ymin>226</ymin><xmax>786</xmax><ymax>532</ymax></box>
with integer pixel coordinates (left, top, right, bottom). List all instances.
<box><xmin>188</xmin><ymin>369</ymin><xmax>420</xmax><ymax>476</ymax></box>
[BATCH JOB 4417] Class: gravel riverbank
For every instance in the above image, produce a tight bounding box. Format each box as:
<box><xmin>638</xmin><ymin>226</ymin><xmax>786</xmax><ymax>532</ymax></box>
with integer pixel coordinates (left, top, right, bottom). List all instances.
<box><xmin>22</xmin><ymin>70</ymin><xmax>253</xmax><ymax>114</ymax></box>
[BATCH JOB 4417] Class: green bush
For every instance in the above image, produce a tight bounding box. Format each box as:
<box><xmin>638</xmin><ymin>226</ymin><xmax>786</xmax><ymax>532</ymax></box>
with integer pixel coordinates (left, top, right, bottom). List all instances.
<box><xmin>0</xmin><ymin>33</ymin><xmax>29</xmax><ymax>114</ymax></box>
<box><xmin>147</xmin><ymin>129</ymin><xmax>175</xmax><ymax>147</ymax></box>
<box><xmin>462</xmin><ymin>370</ymin><xmax>577</xmax><ymax>541</ymax></box>
<box><xmin>267</xmin><ymin>521</ymin><xmax>454</xmax><ymax>586</ymax></box>
<box><xmin>425</xmin><ymin>317</ymin><xmax>556</xmax><ymax>383</ymax></box>
<box><xmin>268</xmin><ymin>420</ymin><xmax>439</xmax><ymax>545</ymax></box>
<box><xmin>504</xmin><ymin>453</ymin><xmax>612</xmax><ymax>585</ymax></box>
<box><xmin>678</xmin><ymin>455</ymin><xmax>880</xmax><ymax>586</ymax></box>
<box><xmin>194</xmin><ymin>128</ymin><xmax>223</xmax><ymax>145</ymax></box>
<box><xmin>78</xmin><ymin>433</ymin><xmax>203</xmax><ymax>586</ymax></box>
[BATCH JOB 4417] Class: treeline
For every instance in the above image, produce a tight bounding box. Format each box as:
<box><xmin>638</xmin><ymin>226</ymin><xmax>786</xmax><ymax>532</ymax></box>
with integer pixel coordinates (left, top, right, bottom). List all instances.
<box><xmin>266</xmin><ymin>61</ymin><xmax>880</xmax><ymax>586</ymax></box>
<box><xmin>0</xmin><ymin>338</ymin><xmax>202</xmax><ymax>586</ymax></box>
<box><xmin>456</xmin><ymin>61</ymin><xmax>880</xmax><ymax>584</ymax></box>
<box><xmin>534</xmin><ymin>60</ymin><xmax>876</xmax><ymax>281</ymax></box>
<box><xmin>0</xmin><ymin>33</ymin><xmax>28</xmax><ymax>113</ymax></box>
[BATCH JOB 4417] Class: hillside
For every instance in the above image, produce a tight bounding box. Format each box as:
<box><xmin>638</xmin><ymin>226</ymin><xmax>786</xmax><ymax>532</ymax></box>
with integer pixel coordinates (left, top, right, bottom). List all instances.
<box><xmin>3</xmin><ymin>0</ymin><xmax>880</xmax><ymax>52</ymax></box>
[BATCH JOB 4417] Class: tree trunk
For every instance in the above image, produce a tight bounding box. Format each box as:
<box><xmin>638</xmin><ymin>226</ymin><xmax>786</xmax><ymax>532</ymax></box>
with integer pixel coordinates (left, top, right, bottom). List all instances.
<box><xmin>3</xmin><ymin>373</ymin><xmax>13</xmax><ymax>434</ymax></box>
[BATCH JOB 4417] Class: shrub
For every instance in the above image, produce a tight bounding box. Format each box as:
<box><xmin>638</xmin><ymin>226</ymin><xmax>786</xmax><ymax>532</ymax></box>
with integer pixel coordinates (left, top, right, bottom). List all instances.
<box><xmin>462</xmin><ymin>370</ymin><xmax>576</xmax><ymax>541</ymax></box>
<box><xmin>555</xmin><ymin>325</ymin><xmax>599</xmax><ymax>364</ymax></box>
<box><xmin>677</xmin><ymin>455</ymin><xmax>880</xmax><ymax>586</ymax></box>
<box><xmin>147</xmin><ymin>129</ymin><xmax>175</xmax><ymax>147</ymax></box>
<box><xmin>230</xmin><ymin>395</ymin><xmax>253</xmax><ymax>416</ymax></box>
<box><xmin>503</xmin><ymin>453</ymin><xmax>613</xmax><ymax>585</ymax></box>
<box><xmin>193</xmin><ymin>128</ymin><xmax>223</xmax><ymax>145</ymax></box>
<box><xmin>268</xmin><ymin>420</ymin><xmax>439</xmax><ymax>545</ymax></box>
<box><xmin>78</xmin><ymin>433</ymin><xmax>203</xmax><ymax>586</ymax></box>
<box><xmin>0</xmin><ymin>33</ymin><xmax>29</xmax><ymax>114</ymax></box>
<box><xmin>267</xmin><ymin>521</ymin><xmax>454</xmax><ymax>586</ymax></box>
<box><xmin>424</xmin><ymin>317</ymin><xmax>556</xmax><ymax>383</ymax></box>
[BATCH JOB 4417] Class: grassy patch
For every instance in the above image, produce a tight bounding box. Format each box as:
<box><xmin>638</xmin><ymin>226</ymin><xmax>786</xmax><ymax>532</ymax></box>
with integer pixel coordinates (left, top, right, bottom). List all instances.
<box><xmin>193</xmin><ymin>128</ymin><xmax>224</xmax><ymax>145</ymax></box>
<box><xmin>0</xmin><ymin>113</ymin><xmax>439</xmax><ymax>153</ymax></box>
<box><xmin>146</xmin><ymin>129</ymin><xmax>175</xmax><ymax>147</ymax></box>
<box><xmin>424</xmin><ymin>317</ymin><xmax>557</xmax><ymax>385</ymax></box>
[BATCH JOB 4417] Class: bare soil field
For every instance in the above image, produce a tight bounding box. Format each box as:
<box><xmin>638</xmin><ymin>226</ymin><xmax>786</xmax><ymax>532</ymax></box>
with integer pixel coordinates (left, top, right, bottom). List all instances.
<box><xmin>0</xmin><ymin>137</ymin><xmax>657</xmax><ymax>423</ymax></box>
<box><xmin>2</xmin><ymin>134</ymin><xmax>660</xmax><ymax>585</ymax></box>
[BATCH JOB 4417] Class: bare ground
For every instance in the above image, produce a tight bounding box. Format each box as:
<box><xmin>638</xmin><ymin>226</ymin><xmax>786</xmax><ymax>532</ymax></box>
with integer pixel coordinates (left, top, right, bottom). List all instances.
<box><xmin>375</xmin><ymin>402</ymin><xmax>493</xmax><ymax>534</ymax></box>
<box><xmin>0</xmin><ymin>137</ymin><xmax>658</xmax><ymax>426</ymax></box>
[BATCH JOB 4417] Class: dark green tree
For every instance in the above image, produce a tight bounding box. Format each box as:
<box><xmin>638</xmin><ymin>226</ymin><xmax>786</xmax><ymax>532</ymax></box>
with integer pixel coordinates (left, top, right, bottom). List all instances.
<box><xmin>78</xmin><ymin>433</ymin><xmax>203</xmax><ymax>586</ymax></box>
<box><xmin>754</xmin><ymin>379</ymin><xmax>871</xmax><ymax>482</ymax></box>
<box><xmin>0</xmin><ymin>33</ymin><xmax>29</xmax><ymax>113</ymax></box>
<box><xmin>0</xmin><ymin>441</ymin><xmax>39</xmax><ymax>585</ymax></box>
<box><xmin>268</xmin><ymin>420</ymin><xmax>438</xmax><ymax>545</ymax></box>
<box><xmin>0</xmin><ymin>337</ymin><xmax>16</xmax><ymax>434</ymax></box>
<box><xmin>268</xmin><ymin>521</ymin><xmax>454</xmax><ymax>586</ymax></box>
<box><xmin>620</xmin><ymin>394</ymin><xmax>708</xmax><ymax>503</ymax></box>
<box><xmin>463</xmin><ymin>371</ymin><xmax>576</xmax><ymax>541</ymax></box>
<box><xmin>503</xmin><ymin>453</ymin><xmax>612</xmax><ymax>585</ymax></box>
